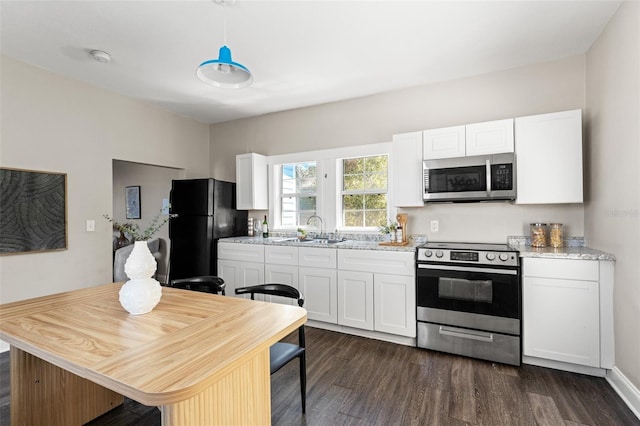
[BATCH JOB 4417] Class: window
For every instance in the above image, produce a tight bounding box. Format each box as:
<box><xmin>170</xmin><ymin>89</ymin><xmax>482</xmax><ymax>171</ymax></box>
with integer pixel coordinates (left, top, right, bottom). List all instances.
<box><xmin>341</xmin><ymin>155</ymin><xmax>388</xmax><ymax>228</ymax></box>
<box><xmin>280</xmin><ymin>162</ymin><xmax>317</xmax><ymax>227</ymax></box>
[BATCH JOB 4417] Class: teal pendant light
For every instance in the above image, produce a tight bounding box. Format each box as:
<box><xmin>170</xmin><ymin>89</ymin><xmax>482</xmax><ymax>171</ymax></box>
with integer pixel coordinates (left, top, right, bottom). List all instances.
<box><xmin>197</xmin><ymin>0</ymin><xmax>252</xmax><ymax>89</ymax></box>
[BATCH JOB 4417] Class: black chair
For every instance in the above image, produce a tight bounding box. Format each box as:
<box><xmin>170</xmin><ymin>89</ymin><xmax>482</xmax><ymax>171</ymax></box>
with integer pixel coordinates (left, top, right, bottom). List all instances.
<box><xmin>169</xmin><ymin>275</ymin><xmax>226</xmax><ymax>295</ymax></box>
<box><xmin>235</xmin><ymin>284</ymin><xmax>306</xmax><ymax>414</ymax></box>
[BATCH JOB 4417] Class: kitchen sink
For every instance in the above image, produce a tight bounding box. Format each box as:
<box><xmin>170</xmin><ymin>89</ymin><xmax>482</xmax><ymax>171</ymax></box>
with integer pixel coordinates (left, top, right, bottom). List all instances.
<box><xmin>301</xmin><ymin>238</ymin><xmax>344</xmax><ymax>245</ymax></box>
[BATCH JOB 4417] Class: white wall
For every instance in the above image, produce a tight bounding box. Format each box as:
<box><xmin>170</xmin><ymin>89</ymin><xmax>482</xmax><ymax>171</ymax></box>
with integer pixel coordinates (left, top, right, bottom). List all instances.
<box><xmin>210</xmin><ymin>55</ymin><xmax>586</xmax><ymax>241</ymax></box>
<box><xmin>0</xmin><ymin>56</ymin><xmax>210</xmax><ymax>308</ymax></box>
<box><xmin>586</xmin><ymin>0</ymin><xmax>640</xmax><ymax>397</ymax></box>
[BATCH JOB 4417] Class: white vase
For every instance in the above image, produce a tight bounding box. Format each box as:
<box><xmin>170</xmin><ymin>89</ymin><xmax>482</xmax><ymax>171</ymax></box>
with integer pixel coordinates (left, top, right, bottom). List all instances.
<box><xmin>119</xmin><ymin>241</ymin><xmax>162</xmax><ymax>315</ymax></box>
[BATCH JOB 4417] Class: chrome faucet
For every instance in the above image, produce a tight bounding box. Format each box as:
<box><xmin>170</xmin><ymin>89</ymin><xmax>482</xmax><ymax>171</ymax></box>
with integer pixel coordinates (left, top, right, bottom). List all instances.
<box><xmin>306</xmin><ymin>215</ymin><xmax>324</xmax><ymax>238</ymax></box>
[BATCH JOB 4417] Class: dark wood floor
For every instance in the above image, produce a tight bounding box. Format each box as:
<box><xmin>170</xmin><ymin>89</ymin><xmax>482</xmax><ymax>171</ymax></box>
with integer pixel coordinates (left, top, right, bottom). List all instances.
<box><xmin>1</xmin><ymin>327</ymin><xmax>638</xmax><ymax>425</ymax></box>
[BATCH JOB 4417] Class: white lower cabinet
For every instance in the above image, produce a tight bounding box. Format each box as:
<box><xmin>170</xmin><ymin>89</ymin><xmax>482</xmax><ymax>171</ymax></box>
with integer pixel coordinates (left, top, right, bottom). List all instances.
<box><xmin>217</xmin><ymin>259</ymin><xmax>265</xmax><ymax>298</ymax></box>
<box><xmin>522</xmin><ymin>257</ymin><xmax>614</xmax><ymax>372</ymax></box>
<box><xmin>338</xmin><ymin>249</ymin><xmax>416</xmax><ymax>337</ymax></box>
<box><xmin>337</xmin><ymin>271</ymin><xmax>374</xmax><ymax>330</ymax></box>
<box><xmin>299</xmin><ymin>267</ymin><xmax>337</xmax><ymax>323</ymax></box>
<box><xmin>264</xmin><ymin>246</ymin><xmax>299</xmax><ymax>305</ymax></box>
<box><xmin>374</xmin><ymin>273</ymin><xmax>416</xmax><ymax>337</ymax></box>
<box><xmin>217</xmin><ymin>242</ymin><xmax>265</xmax><ymax>298</ymax></box>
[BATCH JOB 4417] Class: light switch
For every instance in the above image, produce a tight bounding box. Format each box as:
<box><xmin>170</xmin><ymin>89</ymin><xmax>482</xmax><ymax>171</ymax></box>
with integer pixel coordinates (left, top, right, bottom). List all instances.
<box><xmin>86</xmin><ymin>219</ymin><xmax>96</xmax><ymax>232</ymax></box>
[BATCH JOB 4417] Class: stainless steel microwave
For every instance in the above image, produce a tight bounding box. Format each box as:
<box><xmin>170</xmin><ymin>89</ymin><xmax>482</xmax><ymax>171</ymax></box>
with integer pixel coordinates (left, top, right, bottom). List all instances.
<box><xmin>423</xmin><ymin>153</ymin><xmax>516</xmax><ymax>202</ymax></box>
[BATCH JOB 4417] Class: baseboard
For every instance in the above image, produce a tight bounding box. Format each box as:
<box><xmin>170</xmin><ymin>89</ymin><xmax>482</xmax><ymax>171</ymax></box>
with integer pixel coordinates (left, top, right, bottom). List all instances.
<box><xmin>607</xmin><ymin>366</ymin><xmax>640</xmax><ymax>420</ymax></box>
<box><xmin>306</xmin><ymin>320</ymin><xmax>416</xmax><ymax>347</ymax></box>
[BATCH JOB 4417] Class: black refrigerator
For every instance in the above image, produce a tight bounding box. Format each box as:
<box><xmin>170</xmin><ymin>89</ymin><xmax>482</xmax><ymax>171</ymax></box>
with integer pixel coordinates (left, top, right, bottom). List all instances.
<box><xmin>168</xmin><ymin>179</ymin><xmax>248</xmax><ymax>282</ymax></box>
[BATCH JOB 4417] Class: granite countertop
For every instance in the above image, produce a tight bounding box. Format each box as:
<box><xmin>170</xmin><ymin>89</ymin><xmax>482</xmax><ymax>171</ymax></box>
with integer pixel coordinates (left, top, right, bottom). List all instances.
<box><xmin>219</xmin><ymin>236</ymin><xmax>419</xmax><ymax>252</ymax></box>
<box><xmin>507</xmin><ymin>236</ymin><xmax>616</xmax><ymax>261</ymax></box>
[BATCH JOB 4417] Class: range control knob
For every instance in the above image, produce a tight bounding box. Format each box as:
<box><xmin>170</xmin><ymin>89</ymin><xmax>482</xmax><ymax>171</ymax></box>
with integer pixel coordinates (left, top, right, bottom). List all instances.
<box><xmin>486</xmin><ymin>253</ymin><xmax>496</xmax><ymax>261</ymax></box>
<box><xmin>435</xmin><ymin>250</ymin><xmax>444</xmax><ymax>258</ymax></box>
<box><xmin>424</xmin><ymin>250</ymin><xmax>433</xmax><ymax>258</ymax></box>
<box><xmin>499</xmin><ymin>253</ymin><xmax>510</xmax><ymax>261</ymax></box>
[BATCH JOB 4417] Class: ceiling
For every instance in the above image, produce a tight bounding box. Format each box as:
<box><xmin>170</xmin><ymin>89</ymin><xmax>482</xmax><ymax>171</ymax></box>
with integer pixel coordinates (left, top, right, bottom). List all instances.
<box><xmin>0</xmin><ymin>1</ymin><xmax>621</xmax><ymax>124</ymax></box>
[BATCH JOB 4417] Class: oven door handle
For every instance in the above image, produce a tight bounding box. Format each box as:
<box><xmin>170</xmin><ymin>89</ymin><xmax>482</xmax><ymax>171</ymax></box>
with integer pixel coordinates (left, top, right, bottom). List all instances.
<box><xmin>439</xmin><ymin>326</ymin><xmax>494</xmax><ymax>343</ymax></box>
<box><xmin>417</xmin><ymin>263</ymin><xmax>518</xmax><ymax>275</ymax></box>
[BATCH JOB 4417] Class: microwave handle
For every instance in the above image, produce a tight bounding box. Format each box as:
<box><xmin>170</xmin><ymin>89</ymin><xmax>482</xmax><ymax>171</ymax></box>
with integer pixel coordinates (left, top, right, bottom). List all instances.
<box><xmin>486</xmin><ymin>159</ymin><xmax>491</xmax><ymax>194</ymax></box>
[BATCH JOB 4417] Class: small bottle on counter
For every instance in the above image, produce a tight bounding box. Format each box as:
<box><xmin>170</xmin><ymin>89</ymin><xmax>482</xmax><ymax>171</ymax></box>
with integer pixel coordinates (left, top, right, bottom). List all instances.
<box><xmin>396</xmin><ymin>225</ymin><xmax>403</xmax><ymax>243</ymax></box>
<box><xmin>530</xmin><ymin>223</ymin><xmax>547</xmax><ymax>247</ymax></box>
<box><xmin>549</xmin><ymin>223</ymin><xmax>563</xmax><ymax>248</ymax></box>
<box><xmin>262</xmin><ymin>215</ymin><xmax>269</xmax><ymax>238</ymax></box>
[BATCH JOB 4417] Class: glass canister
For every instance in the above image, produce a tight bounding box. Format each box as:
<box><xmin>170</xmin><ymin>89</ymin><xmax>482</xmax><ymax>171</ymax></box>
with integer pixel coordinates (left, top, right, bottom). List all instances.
<box><xmin>530</xmin><ymin>223</ymin><xmax>547</xmax><ymax>247</ymax></box>
<box><xmin>549</xmin><ymin>223</ymin><xmax>563</xmax><ymax>248</ymax></box>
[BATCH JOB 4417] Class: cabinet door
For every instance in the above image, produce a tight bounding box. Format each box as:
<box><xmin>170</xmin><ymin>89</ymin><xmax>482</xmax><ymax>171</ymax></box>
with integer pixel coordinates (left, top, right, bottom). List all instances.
<box><xmin>299</xmin><ymin>267</ymin><xmax>337</xmax><ymax>323</ymax></box>
<box><xmin>236</xmin><ymin>153</ymin><xmax>268</xmax><ymax>210</ymax></box>
<box><xmin>337</xmin><ymin>271</ymin><xmax>374</xmax><ymax>330</ymax></box>
<box><xmin>523</xmin><ymin>276</ymin><xmax>599</xmax><ymax>367</ymax></box>
<box><xmin>466</xmin><ymin>118</ymin><xmax>514</xmax><ymax>156</ymax></box>
<box><xmin>423</xmin><ymin>125</ymin><xmax>466</xmax><ymax>159</ymax></box>
<box><xmin>515</xmin><ymin>110</ymin><xmax>583</xmax><ymax>204</ymax></box>
<box><xmin>374</xmin><ymin>273</ymin><xmax>416</xmax><ymax>337</ymax></box>
<box><xmin>264</xmin><ymin>264</ymin><xmax>299</xmax><ymax>305</ymax></box>
<box><xmin>392</xmin><ymin>132</ymin><xmax>424</xmax><ymax>207</ymax></box>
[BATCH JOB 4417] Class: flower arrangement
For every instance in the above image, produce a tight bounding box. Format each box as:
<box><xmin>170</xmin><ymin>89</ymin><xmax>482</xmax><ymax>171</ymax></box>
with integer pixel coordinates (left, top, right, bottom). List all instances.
<box><xmin>104</xmin><ymin>209</ymin><xmax>176</xmax><ymax>242</ymax></box>
<box><xmin>378</xmin><ymin>220</ymin><xmax>398</xmax><ymax>235</ymax></box>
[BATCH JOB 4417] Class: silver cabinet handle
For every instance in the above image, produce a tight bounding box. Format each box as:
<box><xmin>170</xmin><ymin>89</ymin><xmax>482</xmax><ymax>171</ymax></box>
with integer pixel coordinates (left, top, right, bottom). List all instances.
<box><xmin>439</xmin><ymin>326</ymin><xmax>494</xmax><ymax>342</ymax></box>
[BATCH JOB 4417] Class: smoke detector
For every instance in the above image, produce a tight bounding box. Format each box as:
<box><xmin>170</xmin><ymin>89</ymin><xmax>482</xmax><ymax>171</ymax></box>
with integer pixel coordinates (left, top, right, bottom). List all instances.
<box><xmin>89</xmin><ymin>50</ymin><xmax>112</xmax><ymax>64</ymax></box>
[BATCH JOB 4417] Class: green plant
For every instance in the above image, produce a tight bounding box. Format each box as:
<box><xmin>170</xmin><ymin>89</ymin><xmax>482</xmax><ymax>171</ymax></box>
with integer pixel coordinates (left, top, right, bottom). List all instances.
<box><xmin>104</xmin><ymin>209</ymin><xmax>176</xmax><ymax>241</ymax></box>
<box><xmin>378</xmin><ymin>220</ymin><xmax>398</xmax><ymax>235</ymax></box>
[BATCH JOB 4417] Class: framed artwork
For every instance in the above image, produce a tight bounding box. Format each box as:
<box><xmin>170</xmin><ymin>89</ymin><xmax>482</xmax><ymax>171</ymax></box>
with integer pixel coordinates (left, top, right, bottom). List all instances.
<box><xmin>125</xmin><ymin>186</ymin><xmax>141</xmax><ymax>219</ymax></box>
<box><xmin>0</xmin><ymin>167</ymin><xmax>67</xmax><ymax>255</ymax></box>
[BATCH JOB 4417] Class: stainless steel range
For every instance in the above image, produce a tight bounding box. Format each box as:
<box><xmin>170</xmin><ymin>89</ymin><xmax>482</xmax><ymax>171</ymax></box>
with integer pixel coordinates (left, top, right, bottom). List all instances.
<box><xmin>416</xmin><ymin>242</ymin><xmax>521</xmax><ymax>366</ymax></box>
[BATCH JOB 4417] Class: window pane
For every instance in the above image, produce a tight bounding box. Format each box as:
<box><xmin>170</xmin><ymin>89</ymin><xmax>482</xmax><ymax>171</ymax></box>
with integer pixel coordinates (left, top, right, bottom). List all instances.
<box><xmin>296</xmin><ymin>162</ymin><xmax>316</xmax><ymax>178</ymax></box>
<box><xmin>343</xmin><ymin>158</ymin><xmax>363</xmax><ymax>174</ymax></box>
<box><xmin>364</xmin><ymin>155</ymin><xmax>388</xmax><ymax>173</ymax></box>
<box><xmin>365</xmin><ymin>173</ymin><xmax>387</xmax><ymax>191</ymax></box>
<box><xmin>343</xmin><ymin>194</ymin><xmax>363</xmax><ymax>210</ymax></box>
<box><xmin>344</xmin><ymin>211</ymin><xmax>364</xmax><ymax>227</ymax></box>
<box><xmin>365</xmin><ymin>210</ymin><xmax>387</xmax><ymax>227</ymax></box>
<box><xmin>299</xmin><ymin>177</ymin><xmax>316</xmax><ymax>193</ymax></box>
<box><xmin>364</xmin><ymin>193</ymin><xmax>386</xmax><ymax>209</ymax></box>
<box><xmin>297</xmin><ymin>196</ymin><xmax>316</xmax><ymax>211</ymax></box>
<box><xmin>343</xmin><ymin>175</ymin><xmax>364</xmax><ymax>191</ymax></box>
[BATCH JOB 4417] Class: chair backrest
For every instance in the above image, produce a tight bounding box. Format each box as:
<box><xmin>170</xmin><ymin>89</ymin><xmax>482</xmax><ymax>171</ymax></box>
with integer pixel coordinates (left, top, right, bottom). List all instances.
<box><xmin>170</xmin><ymin>275</ymin><xmax>226</xmax><ymax>295</ymax></box>
<box><xmin>235</xmin><ymin>284</ymin><xmax>305</xmax><ymax>347</ymax></box>
<box><xmin>235</xmin><ymin>284</ymin><xmax>304</xmax><ymax>307</ymax></box>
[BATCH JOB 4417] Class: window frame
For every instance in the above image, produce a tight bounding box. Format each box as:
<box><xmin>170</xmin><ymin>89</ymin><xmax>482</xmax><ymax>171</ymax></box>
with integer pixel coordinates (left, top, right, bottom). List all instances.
<box><xmin>338</xmin><ymin>154</ymin><xmax>390</xmax><ymax>232</ymax></box>
<box><xmin>267</xmin><ymin>142</ymin><xmax>394</xmax><ymax>234</ymax></box>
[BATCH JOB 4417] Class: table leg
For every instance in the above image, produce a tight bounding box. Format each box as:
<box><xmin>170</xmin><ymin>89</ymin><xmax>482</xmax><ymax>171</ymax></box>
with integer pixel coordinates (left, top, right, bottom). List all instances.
<box><xmin>160</xmin><ymin>347</ymin><xmax>271</xmax><ymax>425</ymax></box>
<box><xmin>10</xmin><ymin>347</ymin><xmax>124</xmax><ymax>426</ymax></box>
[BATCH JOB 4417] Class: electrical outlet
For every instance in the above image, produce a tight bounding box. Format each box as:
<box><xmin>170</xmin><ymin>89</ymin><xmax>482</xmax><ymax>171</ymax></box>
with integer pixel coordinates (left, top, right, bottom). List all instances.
<box><xmin>430</xmin><ymin>220</ymin><xmax>439</xmax><ymax>232</ymax></box>
<box><xmin>86</xmin><ymin>219</ymin><xmax>95</xmax><ymax>232</ymax></box>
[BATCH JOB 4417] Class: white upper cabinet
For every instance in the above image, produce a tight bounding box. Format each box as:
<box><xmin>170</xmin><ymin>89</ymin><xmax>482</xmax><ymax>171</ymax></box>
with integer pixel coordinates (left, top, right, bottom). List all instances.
<box><xmin>236</xmin><ymin>153</ymin><xmax>268</xmax><ymax>210</ymax></box>
<box><xmin>515</xmin><ymin>110</ymin><xmax>583</xmax><ymax>204</ymax></box>
<box><xmin>465</xmin><ymin>118</ymin><xmax>514</xmax><ymax>156</ymax></box>
<box><xmin>423</xmin><ymin>119</ymin><xmax>514</xmax><ymax>160</ymax></box>
<box><xmin>392</xmin><ymin>131</ymin><xmax>424</xmax><ymax>207</ymax></box>
<box><xmin>422</xmin><ymin>125</ymin><xmax>466</xmax><ymax>159</ymax></box>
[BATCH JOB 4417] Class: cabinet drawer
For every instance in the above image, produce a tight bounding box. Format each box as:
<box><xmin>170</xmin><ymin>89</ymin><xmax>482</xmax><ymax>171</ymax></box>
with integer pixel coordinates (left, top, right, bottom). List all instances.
<box><xmin>299</xmin><ymin>247</ymin><xmax>336</xmax><ymax>269</ymax></box>
<box><xmin>218</xmin><ymin>243</ymin><xmax>264</xmax><ymax>263</ymax></box>
<box><xmin>523</xmin><ymin>258</ymin><xmax>598</xmax><ymax>281</ymax></box>
<box><xmin>338</xmin><ymin>250</ymin><xmax>414</xmax><ymax>276</ymax></box>
<box><xmin>265</xmin><ymin>245</ymin><xmax>298</xmax><ymax>265</ymax></box>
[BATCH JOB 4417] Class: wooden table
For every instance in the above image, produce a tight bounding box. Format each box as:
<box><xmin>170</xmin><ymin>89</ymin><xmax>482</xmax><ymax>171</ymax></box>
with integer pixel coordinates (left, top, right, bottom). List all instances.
<box><xmin>0</xmin><ymin>283</ymin><xmax>307</xmax><ymax>425</ymax></box>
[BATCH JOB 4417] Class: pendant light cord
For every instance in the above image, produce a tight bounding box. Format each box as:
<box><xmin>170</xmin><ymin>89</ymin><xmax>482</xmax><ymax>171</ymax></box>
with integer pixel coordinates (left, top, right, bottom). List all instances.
<box><xmin>223</xmin><ymin>0</ymin><xmax>227</xmax><ymax>46</ymax></box>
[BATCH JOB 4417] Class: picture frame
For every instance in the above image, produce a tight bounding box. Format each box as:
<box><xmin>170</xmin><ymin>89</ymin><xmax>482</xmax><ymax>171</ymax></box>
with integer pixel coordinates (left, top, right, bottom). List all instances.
<box><xmin>0</xmin><ymin>167</ymin><xmax>68</xmax><ymax>255</ymax></box>
<box><xmin>125</xmin><ymin>185</ymin><xmax>141</xmax><ymax>219</ymax></box>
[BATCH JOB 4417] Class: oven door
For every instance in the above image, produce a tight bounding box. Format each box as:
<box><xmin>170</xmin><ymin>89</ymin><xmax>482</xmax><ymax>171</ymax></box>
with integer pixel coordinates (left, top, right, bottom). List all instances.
<box><xmin>416</xmin><ymin>263</ymin><xmax>520</xmax><ymax>320</ymax></box>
